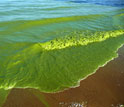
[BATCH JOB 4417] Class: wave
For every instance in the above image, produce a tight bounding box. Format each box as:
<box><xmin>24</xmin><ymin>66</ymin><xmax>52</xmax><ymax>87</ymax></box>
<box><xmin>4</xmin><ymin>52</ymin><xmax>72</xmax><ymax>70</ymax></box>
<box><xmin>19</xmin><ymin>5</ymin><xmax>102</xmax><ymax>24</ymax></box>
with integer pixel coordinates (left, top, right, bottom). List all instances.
<box><xmin>41</xmin><ymin>30</ymin><xmax>124</xmax><ymax>50</ymax></box>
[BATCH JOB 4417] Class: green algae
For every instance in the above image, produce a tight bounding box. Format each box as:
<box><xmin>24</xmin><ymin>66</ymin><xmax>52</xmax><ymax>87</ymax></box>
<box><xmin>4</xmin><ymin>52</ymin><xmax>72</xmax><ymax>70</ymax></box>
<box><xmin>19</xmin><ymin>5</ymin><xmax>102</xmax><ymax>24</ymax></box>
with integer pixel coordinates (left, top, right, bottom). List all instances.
<box><xmin>0</xmin><ymin>7</ymin><xmax>124</xmax><ymax>106</ymax></box>
<box><xmin>41</xmin><ymin>30</ymin><xmax>124</xmax><ymax>50</ymax></box>
<box><xmin>0</xmin><ymin>89</ymin><xmax>10</xmax><ymax>107</ymax></box>
<box><xmin>0</xmin><ymin>14</ymin><xmax>103</xmax><ymax>36</ymax></box>
<box><xmin>30</xmin><ymin>89</ymin><xmax>50</xmax><ymax>107</ymax></box>
<box><xmin>0</xmin><ymin>31</ymin><xmax>124</xmax><ymax>92</ymax></box>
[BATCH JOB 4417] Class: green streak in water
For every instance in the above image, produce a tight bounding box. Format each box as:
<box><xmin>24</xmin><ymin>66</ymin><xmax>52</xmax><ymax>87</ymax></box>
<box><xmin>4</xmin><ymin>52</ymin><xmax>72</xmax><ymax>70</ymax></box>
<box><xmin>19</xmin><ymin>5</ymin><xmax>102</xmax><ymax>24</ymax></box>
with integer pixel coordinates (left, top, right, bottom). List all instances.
<box><xmin>0</xmin><ymin>14</ymin><xmax>102</xmax><ymax>35</ymax></box>
<box><xmin>0</xmin><ymin>89</ymin><xmax>10</xmax><ymax>107</ymax></box>
<box><xmin>30</xmin><ymin>89</ymin><xmax>50</xmax><ymax>107</ymax></box>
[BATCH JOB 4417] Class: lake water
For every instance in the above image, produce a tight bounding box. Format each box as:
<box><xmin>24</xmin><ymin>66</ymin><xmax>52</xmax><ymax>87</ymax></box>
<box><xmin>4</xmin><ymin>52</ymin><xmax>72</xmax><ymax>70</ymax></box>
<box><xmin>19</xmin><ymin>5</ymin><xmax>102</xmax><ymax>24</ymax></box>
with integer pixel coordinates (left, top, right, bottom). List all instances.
<box><xmin>0</xmin><ymin>1</ymin><xmax>124</xmax><ymax>105</ymax></box>
<box><xmin>0</xmin><ymin>0</ymin><xmax>124</xmax><ymax>21</ymax></box>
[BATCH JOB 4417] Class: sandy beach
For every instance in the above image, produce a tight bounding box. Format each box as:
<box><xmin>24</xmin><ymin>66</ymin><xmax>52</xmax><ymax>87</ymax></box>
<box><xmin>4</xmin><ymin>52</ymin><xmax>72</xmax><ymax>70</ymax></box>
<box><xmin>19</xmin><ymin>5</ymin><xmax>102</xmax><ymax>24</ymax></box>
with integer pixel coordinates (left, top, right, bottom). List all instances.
<box><xmin>2</xmin><ymin>45</ymin><xmax>124</xmax><ymax>107</ymax></box>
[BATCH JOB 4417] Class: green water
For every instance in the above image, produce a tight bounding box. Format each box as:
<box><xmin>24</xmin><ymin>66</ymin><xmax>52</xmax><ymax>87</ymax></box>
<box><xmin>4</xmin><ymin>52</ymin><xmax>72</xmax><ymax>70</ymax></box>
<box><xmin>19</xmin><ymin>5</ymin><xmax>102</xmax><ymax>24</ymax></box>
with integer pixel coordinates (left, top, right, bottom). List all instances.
<box><xmin>0</xmin><ymin>0</ymin><xmax>124</xmax><ymax>106</ymax></box>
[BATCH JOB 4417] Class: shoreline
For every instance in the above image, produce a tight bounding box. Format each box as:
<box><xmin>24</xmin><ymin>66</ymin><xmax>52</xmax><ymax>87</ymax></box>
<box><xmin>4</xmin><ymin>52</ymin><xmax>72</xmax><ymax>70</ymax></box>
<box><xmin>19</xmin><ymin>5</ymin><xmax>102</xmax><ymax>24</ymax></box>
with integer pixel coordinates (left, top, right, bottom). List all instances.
<box><xmin>3</xmin><ymin>45</ymin><xmax>124</xmax><ymax>107</ymax></box>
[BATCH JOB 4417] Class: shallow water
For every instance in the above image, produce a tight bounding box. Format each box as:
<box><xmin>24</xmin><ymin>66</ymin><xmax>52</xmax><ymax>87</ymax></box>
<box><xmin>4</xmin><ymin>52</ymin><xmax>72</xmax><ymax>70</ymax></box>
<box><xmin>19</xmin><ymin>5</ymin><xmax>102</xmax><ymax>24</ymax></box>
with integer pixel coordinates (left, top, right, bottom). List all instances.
<box><xmin>0</xmin><ymin>0</ymin><xmax>124</xmax><ymax>106</ymax></box>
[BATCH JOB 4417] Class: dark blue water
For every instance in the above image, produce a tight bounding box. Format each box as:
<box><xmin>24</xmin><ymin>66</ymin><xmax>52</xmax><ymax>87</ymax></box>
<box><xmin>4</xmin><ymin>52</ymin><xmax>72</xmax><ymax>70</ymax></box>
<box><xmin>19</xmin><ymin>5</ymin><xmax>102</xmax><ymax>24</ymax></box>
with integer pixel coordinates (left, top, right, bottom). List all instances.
<box><xmin>57</xmin><ymin>0</ymin><xmax>124</xmax><ymax>7</ymax></box>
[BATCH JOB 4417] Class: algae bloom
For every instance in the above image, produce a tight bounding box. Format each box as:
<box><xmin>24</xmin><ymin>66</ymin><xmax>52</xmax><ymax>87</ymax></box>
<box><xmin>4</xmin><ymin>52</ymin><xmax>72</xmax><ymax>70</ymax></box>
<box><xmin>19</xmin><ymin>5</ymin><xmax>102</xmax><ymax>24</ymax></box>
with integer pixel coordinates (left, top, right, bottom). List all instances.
<box><xmin>0</xmin><ymin>0</ymin><xmax>124</xmax><ymax>106</ymax></box>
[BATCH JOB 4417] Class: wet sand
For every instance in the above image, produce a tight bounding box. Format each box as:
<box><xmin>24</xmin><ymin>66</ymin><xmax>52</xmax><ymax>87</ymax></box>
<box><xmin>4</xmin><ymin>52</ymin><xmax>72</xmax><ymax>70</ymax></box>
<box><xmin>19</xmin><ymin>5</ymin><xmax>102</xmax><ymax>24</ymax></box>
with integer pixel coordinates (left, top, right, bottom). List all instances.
<box><xmin>3</xmin><ymin>46</ymin><xmax>124</xmax><ymax>107</ymax></box>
